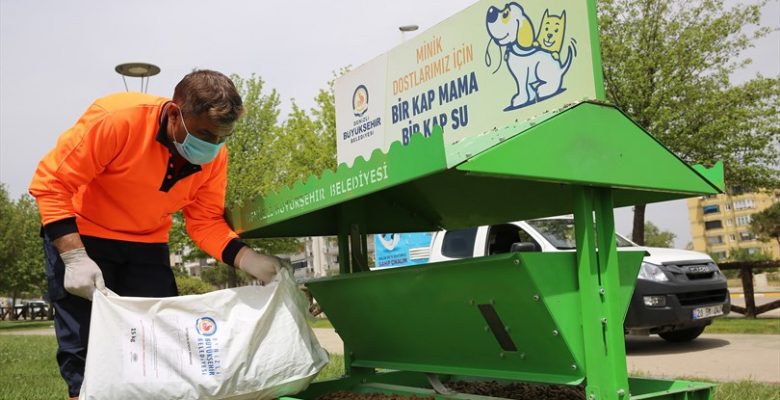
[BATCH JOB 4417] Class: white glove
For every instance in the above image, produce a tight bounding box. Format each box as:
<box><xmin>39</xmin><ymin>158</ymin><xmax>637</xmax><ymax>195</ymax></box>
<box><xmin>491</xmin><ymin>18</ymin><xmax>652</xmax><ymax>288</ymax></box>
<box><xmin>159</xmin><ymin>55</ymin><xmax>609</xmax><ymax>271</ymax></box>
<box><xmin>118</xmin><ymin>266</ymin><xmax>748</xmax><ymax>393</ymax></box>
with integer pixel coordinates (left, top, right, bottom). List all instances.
<box><xmin>237</xmin><ymin>248</ymin><xmax>284</xmax><ymax>285</ymax></box>
<box><xmin>60</xmin><ymin>247</ymin><xmax>106</xmax><ymax>300</ymax></box>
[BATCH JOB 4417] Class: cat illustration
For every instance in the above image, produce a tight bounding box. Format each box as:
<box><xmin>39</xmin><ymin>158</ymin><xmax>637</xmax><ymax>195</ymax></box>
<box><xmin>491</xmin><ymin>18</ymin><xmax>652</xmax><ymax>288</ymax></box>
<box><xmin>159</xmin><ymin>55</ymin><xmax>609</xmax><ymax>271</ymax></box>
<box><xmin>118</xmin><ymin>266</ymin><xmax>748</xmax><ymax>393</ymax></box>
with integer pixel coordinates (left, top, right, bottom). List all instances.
<box><xmin>534</xmin><ymin>10</ymin><xmax>566</xmax><ymax>61</ymax></box>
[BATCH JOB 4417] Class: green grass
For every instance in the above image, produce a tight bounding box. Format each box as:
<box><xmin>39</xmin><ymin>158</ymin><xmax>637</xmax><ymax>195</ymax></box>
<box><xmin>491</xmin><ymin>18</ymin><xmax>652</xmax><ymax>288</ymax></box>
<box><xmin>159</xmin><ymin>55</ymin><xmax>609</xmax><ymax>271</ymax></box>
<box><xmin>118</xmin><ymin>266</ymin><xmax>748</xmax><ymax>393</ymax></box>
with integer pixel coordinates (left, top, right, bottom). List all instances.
<box><xmin>0</xmin><ymin>334</ymin><xmax>345</xmax><ymax>399</ymax></box>
<box><xmin>316</xmin><ymin>354</ymin><xmax>344</xmax><ymax>382</ymax></box>
<box><xmin>0</xmin><ymin>335</ymin><xmax>67</xmax><ymax>400</ymax></box>
<box><xmin>708</xmin><ymin>318</ymin><xmax>780</xmax><ymax>334</ymax></box>
<box><xmin>713</xmin><ymin>380</ymin><xmax>780</xmax><ymax>400</ymax></box>
<box><xmin>308</xmin><ymin>318</ymin><xmax>334</xmax><ymax>329</ymax></box>
<box><xmin>0</xmin><ymin>320</ymin><xmax>54</xmax><ymax>331</ymax></box>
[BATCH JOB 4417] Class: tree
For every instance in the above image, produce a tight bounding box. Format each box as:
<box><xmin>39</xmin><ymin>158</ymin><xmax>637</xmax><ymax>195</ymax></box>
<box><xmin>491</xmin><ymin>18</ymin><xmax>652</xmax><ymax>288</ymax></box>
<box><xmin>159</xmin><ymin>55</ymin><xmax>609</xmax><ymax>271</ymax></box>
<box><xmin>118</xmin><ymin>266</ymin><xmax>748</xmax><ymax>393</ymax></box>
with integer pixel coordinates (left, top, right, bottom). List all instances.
<box><xmin>175</xmin><ymin>274</ymin><xmax>217</xmax><ymax>295</ymax></box>
<box><xmin>598</xmin><ymin>0</ymin><xmax>780</xmax><ymax>244</ymax></box>
<box><xmin>0</xmin><ymin>185</ymin><xmax>16</xmax><ymax>277</ymax></box>
<box><xmin>270</xmin><ymin>88</ymin><xmax>338</xmax><ymax>187</ymax></box>
<box><xmin>750</xmin><ymin>201</ymin><xmax>780</xmax><ymax>248</ymax></box>
<box><xmin>643</xmin><ymin>221</ymin><xmax>676</xmax><ymax>248</ymax></box>
<box><xmin>727</xmin><ymin>247</ymin><xmax>772</xmax><ymax>265</ymax></box>
<box><xmin>225</xmin><ymin>74</ymin><xmax>284</xmax><ymax>209</ymax></box>
<box><xmin>0</xmin><ymin>186</ymin><xmax>47</xmax><ymax>315</ymax></box>
<box><xmin>199</xmin><ymin>264</ymin><xmax>230</xmax><ymax>289</ymax></box>
<box><xmin>199</xmin><ymin>264</ymin><xmax>257</xmax><ymax>289</ymax></box>
<box><xmin>272</xmin><ymin>104</ymin><xmax>328</xmax><ymax>186</ymax></box>
<box><xmin>225</xmin><ymin>75</ymin><xmax>307</xmax><ymax>259</ymax></box>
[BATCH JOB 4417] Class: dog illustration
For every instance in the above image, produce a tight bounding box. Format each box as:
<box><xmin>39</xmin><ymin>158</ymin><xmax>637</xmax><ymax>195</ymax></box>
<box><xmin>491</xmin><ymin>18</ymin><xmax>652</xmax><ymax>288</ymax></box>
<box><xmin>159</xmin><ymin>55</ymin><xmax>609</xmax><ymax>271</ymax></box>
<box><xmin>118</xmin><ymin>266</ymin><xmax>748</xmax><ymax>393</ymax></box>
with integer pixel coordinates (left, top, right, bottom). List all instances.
<box><xmin>485</xmin><ymin>2</ymin><xmax>575</xmax><ymax>110</ymax></box>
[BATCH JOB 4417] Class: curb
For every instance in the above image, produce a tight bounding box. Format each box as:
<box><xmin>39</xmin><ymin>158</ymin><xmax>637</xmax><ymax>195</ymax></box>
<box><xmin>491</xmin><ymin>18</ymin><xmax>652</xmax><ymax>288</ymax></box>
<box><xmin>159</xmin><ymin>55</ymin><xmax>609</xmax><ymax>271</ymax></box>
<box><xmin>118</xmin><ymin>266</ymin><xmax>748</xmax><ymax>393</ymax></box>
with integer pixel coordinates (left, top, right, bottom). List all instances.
<box><xmin>730</xmin><ymin>292</ymin><xmax>780</xmax><ymax>298</ymax></box>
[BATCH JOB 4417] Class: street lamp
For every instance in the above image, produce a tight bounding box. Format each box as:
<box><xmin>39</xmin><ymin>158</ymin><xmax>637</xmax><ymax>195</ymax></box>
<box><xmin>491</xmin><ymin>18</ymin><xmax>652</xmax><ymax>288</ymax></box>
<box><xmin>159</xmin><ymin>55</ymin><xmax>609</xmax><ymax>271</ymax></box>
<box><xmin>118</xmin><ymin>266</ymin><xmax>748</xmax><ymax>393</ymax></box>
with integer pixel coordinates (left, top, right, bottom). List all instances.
<box><xmin>399</xmin><ymin>25</ymin><xmax>419</xmax><ymax>43</ymax></box>
<box><xmin>115</xmin><ymin>62</ymin><xmax>160</xmax><ymax>93</ymax></box>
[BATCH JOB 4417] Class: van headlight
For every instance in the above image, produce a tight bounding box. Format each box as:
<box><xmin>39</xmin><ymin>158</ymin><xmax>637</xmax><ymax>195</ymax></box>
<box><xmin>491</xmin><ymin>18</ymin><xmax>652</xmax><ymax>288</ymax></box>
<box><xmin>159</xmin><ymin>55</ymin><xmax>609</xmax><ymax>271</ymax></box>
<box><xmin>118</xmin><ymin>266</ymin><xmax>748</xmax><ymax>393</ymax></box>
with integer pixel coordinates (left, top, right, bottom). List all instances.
<box><xmin>638</xmin><ymin>262</ymin><xmax>669</xmax><ymax>282</ymax></box>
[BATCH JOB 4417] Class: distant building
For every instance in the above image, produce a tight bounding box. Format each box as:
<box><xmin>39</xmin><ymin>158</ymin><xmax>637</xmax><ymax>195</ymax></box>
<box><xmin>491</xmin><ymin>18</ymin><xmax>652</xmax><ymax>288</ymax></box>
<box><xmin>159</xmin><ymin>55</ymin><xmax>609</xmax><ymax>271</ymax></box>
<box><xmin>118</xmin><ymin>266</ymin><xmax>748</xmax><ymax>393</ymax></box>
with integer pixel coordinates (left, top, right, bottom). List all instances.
<box><xmin>278</xmin><ymin>236</ymin><xmax>350</xmax><ymax>280</ymax></box>
<box><xmin>298</xmin><ymin>236</ymin><xmax>376</xmax><ymax>278</ymax></box>
<box><xmin>687</xmin><ymin>190</ymin><xmax>780</xmax><ymax>261</ymax></box>
<box><xmin>301</xmin><ymin>237</ymin><xmax>340</xmax><ymax>278</ymax></box>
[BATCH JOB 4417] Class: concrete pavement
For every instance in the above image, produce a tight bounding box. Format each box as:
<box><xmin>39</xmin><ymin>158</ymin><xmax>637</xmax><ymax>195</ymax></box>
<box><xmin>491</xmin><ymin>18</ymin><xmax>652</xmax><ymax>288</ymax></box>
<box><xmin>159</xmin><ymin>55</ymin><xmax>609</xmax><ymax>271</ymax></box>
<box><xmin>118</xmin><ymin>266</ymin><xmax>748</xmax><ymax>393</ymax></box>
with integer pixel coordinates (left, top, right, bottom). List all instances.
<box><xmin>625</xmin><ymin>333</ymin><xmax>780</xmax><ymax>383</ymax></box>
<box><xmin>0</xmin><ymin>326</ymin><xmax>54</xmax><ymax>335</ymax></box>
<box><xmin>313</xmin><ymin>328</ymin><xmax>344</xmax><ymax>355</ymax></box>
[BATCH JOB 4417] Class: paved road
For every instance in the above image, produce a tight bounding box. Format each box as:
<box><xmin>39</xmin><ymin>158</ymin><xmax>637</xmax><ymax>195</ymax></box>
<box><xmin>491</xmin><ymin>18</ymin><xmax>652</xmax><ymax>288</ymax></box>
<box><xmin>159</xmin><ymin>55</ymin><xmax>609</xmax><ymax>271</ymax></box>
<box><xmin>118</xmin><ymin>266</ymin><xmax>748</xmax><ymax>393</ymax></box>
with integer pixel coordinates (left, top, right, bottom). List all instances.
<box><xmin>625</xmin><ymin>333</ymin><xmax>780</xmax><ymax>383</ymax></box>
<box><xmin>0</xmin><ymin>326</ymin><xmax>55</xmax><ymax>336</ymax></box>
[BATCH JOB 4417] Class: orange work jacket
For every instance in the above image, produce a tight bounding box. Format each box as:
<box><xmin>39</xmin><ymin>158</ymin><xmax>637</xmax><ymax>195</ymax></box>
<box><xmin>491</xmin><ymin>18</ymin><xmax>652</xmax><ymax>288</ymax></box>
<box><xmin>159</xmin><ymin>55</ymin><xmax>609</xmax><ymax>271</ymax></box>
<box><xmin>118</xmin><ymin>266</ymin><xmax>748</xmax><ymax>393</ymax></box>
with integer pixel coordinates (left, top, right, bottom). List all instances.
<box><xmin>29</xmin><ymin>92</ymin><xmax>244</xmax><ymax>264</ymax></box>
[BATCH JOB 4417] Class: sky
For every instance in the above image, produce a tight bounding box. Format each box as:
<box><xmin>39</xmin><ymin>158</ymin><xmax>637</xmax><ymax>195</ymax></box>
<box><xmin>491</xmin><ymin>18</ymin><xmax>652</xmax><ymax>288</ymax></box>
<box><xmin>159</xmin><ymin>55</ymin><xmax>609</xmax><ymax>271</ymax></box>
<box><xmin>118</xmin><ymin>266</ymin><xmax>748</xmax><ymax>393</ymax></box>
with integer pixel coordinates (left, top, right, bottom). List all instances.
<box><xmin>1</xmin><ymin>0</ymin><xmax>778</xmax><ymax>249</ymax></box>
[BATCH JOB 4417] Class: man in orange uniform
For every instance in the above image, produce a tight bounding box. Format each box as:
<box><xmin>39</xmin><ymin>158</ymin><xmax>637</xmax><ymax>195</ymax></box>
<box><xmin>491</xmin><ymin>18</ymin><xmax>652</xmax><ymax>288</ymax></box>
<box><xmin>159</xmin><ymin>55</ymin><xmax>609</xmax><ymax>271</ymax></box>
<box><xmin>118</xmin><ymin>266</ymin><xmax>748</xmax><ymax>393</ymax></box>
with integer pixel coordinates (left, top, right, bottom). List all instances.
<box><xmin>29</xmin><ymin>70</ymin><xmax>278</xmax><ymax>399</ymax></box>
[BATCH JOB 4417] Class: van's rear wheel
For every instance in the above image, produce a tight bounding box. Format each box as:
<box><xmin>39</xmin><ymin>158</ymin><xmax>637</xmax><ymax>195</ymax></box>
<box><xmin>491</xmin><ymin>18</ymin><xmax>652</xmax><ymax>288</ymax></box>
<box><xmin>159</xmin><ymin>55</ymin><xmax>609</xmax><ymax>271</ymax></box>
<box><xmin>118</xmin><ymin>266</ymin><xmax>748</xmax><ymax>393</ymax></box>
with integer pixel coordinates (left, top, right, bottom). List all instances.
<box><xmin>659</xmin><ymin>326</ymin><xmax>705</xmax><ymax>342</ymax></box>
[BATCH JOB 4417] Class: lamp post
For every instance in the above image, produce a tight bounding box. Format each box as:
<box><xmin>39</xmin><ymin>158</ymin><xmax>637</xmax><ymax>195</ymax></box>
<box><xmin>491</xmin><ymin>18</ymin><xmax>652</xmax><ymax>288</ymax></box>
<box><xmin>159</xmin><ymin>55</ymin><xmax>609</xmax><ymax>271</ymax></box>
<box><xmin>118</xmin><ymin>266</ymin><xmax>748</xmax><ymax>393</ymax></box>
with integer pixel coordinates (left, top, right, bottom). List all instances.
<box><xmin>115</xmin><ymin>62</ymin><xmax>160</xmax><ymax>93</ymax></box>
<box><xmin>399</xmin><ymin>25</ymin><xmax>419</xmax><ymax>42</ymax></box>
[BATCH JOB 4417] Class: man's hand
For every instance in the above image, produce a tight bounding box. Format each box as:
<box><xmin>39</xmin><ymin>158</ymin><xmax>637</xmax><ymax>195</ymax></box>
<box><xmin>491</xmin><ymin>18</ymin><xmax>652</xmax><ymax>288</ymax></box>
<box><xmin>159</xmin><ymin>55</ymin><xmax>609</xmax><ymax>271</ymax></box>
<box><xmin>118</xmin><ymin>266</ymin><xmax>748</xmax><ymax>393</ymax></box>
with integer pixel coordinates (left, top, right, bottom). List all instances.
<box><xmin>60</xmin><ymin>247</ymin><xmax>106</xmax><ymax>300</ymax></box>
<box><xmin>236</xmin><ymin>247</ymin><xmax>284</xmax><ymax>285</ymax></box>
<box><xmin>299</xmin><ymin>287</ymin><xmax>323</xmax><ymax>317</ymax></box>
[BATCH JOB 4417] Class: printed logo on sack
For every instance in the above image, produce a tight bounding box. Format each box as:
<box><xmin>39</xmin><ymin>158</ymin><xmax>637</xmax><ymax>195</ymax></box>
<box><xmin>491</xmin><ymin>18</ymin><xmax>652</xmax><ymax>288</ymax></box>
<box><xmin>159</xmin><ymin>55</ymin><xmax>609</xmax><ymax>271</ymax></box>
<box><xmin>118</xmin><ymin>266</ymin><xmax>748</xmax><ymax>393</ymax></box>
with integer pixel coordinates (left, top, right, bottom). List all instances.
<box><xmin>352</xmin><ymin>84</ymin><xmax>369</xmax><ymax>117</ymax></box>
<box><xmin>195</xmin><ymin>317</ymin><xmax>222</xmax><ymax>376</ymax></box>
<box><xmin>195</xmin><ymin>317</ymin><xmax>217</xmax><ymax>336</ymax></box>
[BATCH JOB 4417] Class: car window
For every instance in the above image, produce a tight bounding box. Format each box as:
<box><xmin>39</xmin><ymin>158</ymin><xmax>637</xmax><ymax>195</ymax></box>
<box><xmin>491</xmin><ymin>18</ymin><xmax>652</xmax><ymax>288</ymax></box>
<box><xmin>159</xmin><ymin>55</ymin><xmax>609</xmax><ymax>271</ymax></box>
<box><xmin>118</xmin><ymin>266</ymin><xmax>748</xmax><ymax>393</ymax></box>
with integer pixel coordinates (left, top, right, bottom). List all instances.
<box><xmin>487</xmin><ymin>224</ymin><xmax>540</xmax><ymax>254</ymax></box>
<box><xmin>441</xmin><ymin>228</ymin><xmax>478</xmax><ymax>258</ymax></box>
<box><xmin>527</xmin><ymin>219</ymin><xmax>634</xmax><ymax>250</ymax></box>
<box><xmin>615</xmin><ymin>234</ymin><xmax>635</xmax><ymax>247</ymax></box>
<box><xmin>527</xmin><ymin>219</ymin><xmax>576</xmax><ymax>249</ymax></box>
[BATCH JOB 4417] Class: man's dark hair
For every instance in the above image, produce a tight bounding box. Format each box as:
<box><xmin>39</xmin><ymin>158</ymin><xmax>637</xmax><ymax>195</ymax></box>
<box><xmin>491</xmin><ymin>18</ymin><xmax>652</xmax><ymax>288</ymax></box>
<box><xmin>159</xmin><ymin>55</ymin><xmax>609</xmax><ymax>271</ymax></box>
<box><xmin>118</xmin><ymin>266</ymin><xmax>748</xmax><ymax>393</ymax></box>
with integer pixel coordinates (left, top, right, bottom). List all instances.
<box><xmin>173</xmin><ymin>70</ymin><xmax>244</xmax><ymax>127</ymax></box>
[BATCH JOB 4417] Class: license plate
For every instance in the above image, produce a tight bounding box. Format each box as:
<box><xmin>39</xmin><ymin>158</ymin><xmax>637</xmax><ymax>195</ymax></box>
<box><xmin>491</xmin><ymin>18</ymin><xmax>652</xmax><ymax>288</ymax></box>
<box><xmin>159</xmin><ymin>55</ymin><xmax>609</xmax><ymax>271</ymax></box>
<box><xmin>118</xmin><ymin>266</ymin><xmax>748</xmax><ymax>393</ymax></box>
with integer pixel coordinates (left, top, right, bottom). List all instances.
<box><xmin>687</xmin><ymin>265</ymin><xmax>712</xmax><ymax>273</ymax></box>
<box><xmin>692</xmin><ymin>305</ymin><xmax>724</xmax><ymax>320</ymax></box>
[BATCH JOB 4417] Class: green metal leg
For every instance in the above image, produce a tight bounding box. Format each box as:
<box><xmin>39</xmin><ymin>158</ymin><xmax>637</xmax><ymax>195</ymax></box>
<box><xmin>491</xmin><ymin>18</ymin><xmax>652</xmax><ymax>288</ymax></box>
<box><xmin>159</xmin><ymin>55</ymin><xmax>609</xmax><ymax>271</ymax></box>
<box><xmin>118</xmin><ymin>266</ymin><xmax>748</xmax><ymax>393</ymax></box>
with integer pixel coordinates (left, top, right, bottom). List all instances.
<box><xmin>594</xmin><ymin>187</ymin><xmax>630</xmax><ymax>398</ymax></box>
<box><xmin>350</xmin><ymin>223</ymin><xmax>369</xmax><ymax>272</ymax></box>
<box><xmin>336</xmin><ymin>206</ymin><xmax>374</xmax><ymax>378</ymax></box>
<box><xmin>573</xmin><ymin>186</ymin><xmax>629</xmax><ymax>400</ymax></box>
<box><xmin>336</xmin><ymin>230</ymin><xmax>355</xmax><ymax>374</ymax></box>
<box><xmin>337</xmin><ymin>233</ymin><xmax>351</xmax><ymax>275</ymax></box>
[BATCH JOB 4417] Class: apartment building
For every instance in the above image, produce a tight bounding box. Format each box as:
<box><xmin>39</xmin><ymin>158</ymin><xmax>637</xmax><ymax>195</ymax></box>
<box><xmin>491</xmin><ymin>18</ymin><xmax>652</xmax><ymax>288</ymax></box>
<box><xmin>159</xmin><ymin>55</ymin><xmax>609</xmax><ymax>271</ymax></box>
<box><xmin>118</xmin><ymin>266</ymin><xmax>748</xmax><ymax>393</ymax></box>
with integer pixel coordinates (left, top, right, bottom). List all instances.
<box><xmin>687</xmin><ymin>190</ymin><xmax>780</xmax><ymax>261</ymax></box>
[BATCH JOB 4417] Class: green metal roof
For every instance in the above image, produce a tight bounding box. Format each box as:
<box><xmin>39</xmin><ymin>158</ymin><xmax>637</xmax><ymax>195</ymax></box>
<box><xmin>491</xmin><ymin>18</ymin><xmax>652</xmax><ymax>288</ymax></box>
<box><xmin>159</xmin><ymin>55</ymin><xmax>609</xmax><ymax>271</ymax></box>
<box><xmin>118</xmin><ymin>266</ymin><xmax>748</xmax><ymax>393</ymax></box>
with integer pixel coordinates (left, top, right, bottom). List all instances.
<box><xmin>227</xmin><ymin>101</ymin><xmax>722</xmax><ymax>238</ymax></box>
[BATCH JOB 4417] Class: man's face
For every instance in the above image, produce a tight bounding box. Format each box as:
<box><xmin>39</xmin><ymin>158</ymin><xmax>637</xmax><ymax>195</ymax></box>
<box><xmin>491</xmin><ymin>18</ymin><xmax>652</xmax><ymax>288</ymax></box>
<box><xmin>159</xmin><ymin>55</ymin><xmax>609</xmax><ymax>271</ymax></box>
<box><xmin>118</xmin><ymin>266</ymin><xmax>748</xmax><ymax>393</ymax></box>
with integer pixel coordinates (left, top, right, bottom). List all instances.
<box><xmin>168</xmin><ymin>105</ymin><xmax>234</xmax><ymax>145</ymax></box>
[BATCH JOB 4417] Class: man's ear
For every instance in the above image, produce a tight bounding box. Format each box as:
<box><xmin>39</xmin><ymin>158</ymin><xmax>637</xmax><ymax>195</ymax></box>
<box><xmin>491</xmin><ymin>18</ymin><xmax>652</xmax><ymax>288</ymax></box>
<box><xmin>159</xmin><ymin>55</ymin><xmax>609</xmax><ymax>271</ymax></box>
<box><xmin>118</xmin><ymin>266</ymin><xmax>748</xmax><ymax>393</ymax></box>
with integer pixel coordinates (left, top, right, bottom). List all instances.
<box><xmin>164</xmin><ymin>103</ymin><xmax>183</xmax><ymax>142</ymax></box>
<box><xmin>166</xmin><ymin>103</ymin><xmax>181</xmax><ymax>121</ymax></box>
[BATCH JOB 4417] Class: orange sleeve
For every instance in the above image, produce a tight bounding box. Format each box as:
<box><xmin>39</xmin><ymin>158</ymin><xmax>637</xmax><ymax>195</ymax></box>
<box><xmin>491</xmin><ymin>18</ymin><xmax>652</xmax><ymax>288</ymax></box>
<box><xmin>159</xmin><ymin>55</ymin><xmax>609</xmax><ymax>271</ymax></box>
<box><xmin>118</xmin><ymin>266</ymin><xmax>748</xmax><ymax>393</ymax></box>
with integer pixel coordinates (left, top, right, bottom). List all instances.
<box><xmin>182</xmin><ymin>150</ymin><xmax>241</xmax><ymax>263</ymax></box>
<box><xmin>29</xmin><ymin>103</ymin><xmax>123</xmax><ymax>228</ymax></box>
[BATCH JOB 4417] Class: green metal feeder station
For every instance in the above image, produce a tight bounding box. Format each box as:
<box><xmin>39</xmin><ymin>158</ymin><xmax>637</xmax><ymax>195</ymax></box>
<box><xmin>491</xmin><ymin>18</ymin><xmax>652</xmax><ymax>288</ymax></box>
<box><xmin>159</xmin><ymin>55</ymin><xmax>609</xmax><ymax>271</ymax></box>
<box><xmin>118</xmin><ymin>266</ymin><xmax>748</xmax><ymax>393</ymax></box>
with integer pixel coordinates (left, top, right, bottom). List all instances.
<box><xmin>227</xmin><ymin>101</ymin><xmax>724</xmax><ymax>400</ymax></box>
<box><xmin>228</xmin><ymin>1</ymin><xmax>724</xmax><ymax>398</ymax></box>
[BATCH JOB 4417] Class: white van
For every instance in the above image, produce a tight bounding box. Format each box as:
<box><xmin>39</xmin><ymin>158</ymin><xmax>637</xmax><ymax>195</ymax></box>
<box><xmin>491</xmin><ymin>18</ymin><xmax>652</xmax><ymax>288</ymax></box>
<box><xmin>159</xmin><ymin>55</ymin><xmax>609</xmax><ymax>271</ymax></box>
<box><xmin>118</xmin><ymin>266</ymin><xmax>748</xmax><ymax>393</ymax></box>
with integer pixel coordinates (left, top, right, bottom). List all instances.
<box><xmin>428</xmin><ymin>217</ymin><xmax>731</xmax><ymax>342</ymax></box>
